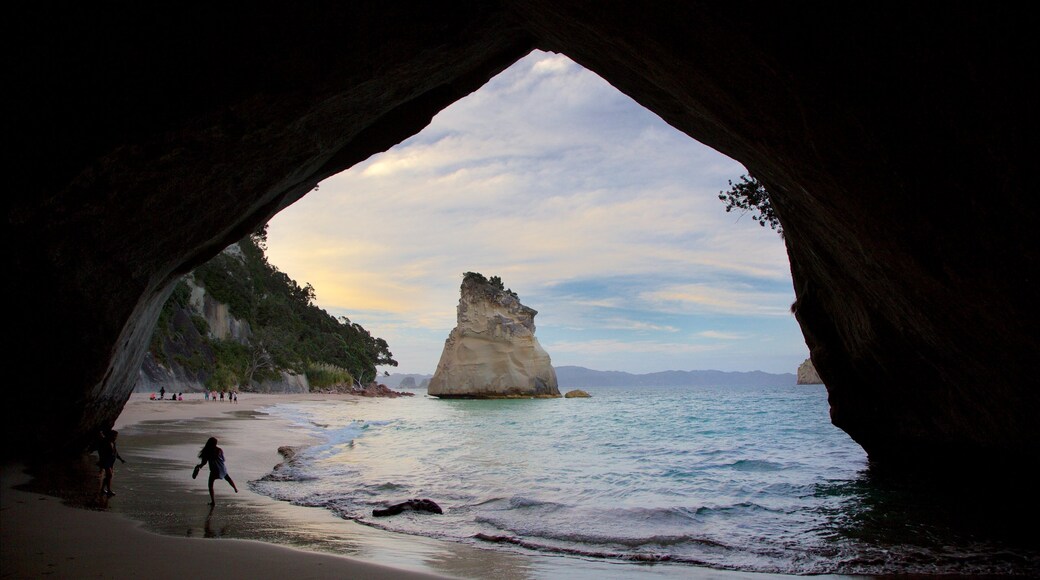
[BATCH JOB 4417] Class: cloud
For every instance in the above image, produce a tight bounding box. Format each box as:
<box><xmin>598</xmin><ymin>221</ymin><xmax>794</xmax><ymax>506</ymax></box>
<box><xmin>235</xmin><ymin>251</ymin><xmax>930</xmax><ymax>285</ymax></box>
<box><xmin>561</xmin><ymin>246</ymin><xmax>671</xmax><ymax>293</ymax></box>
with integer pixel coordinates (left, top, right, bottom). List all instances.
<box><xmin>600</xmin><ymin>319</ymin><xmax>681</xmax><ymax>333</ymax></box>
<box><xmin>696</xmin><ymin>330</ymin><xmax>748</xmax><ymax>340</ymax></box>
<box><xmin>641</xmin><ymin>283</ymin><xmax>794</xmax><ymax>317</ymax></box>
<box><xmin>545</xmin><ymin>339</ymin><xmax>723</xmax><ymax>355</ymax></box>
<box><xmin>265</xmin><ymin>50</ymin><xmax>806</xmax><ymax>374</ymax></box>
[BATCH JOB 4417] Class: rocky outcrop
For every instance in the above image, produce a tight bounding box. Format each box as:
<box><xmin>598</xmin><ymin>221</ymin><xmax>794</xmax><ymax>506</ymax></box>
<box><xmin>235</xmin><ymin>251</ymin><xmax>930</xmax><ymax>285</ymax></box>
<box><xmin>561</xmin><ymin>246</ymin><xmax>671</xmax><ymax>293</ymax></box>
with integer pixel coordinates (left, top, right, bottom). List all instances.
<box><xmin>352</xmin><ymin>382</ymin><xmax>414</xmax><ymax>398</ymax></box>
<box><xmin>564</xmin><ymin>389</ymin><xmax>591</xmax><ymax>398</ymax></box>
<box><xmin>8</xmin><ymin>4</ymin><xmax>1038</xmax><ymax>473</ymax></box>
<box><xmin>398</xmin><ymin>376</ymin><xmax>417</xmax><ymax>388</ymax></box>
<box><xmin>372</xmin><ymin>498</ymin><xmax>443</xmax><ymax>517</ymax></box>
<box><xmin>429</xmin><ymin>274</ymin><xmax>559</xmax><ymax>398</ymax></box>
<box><xmin>254</xmin><ymin>372</ymin><xmax>310</xmax><ymax>394</ymax></box>
<box><xmin>797</xmin><ymin>359</ymin><xmax>823</xmax><ymax>385</ymax></box>
<box><xmin>134</xmin><ymin>267</ymin><xmax>252</xmax><ymax>394</ymax></box>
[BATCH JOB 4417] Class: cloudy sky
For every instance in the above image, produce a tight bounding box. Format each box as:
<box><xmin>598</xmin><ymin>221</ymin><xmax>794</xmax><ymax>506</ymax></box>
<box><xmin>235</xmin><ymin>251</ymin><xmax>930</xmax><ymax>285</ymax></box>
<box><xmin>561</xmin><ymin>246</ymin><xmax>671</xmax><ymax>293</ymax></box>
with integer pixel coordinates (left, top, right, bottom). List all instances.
<box><xmin>266</xmin><ymin>51</ymin><xmax>807</xmax><ymax>376</ymax></box>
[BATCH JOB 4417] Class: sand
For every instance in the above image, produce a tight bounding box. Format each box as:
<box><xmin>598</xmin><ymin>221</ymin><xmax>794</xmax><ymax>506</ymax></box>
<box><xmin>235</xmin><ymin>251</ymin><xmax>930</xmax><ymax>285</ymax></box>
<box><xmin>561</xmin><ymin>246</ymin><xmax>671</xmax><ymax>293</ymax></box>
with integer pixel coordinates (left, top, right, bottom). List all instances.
<box><xmin>2</xmin><ymin>393</ymin><xmax>450</xmax><ymax>579</ymax></box>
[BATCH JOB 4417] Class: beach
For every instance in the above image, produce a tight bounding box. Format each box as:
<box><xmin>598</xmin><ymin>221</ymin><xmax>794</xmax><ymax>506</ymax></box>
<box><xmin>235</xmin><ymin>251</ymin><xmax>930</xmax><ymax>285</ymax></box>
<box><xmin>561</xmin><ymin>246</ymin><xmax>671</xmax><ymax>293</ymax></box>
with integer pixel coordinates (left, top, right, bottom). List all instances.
<box><xmin>3</xmin><ymin>393</ymin><xmax>777</xmax><ymax>580</ymax></box>
<box><xmin>2</xmin><ymin>394</ymin><xmax>450</xmax><ymax>579</ymax></box>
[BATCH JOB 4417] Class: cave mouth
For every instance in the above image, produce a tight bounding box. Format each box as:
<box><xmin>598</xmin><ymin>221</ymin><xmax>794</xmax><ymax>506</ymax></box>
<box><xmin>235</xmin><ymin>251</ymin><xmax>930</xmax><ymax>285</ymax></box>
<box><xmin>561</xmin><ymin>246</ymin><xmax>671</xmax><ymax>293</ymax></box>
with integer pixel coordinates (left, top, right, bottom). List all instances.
<box><xmin>263</xmin><ymin>50</ymin><xmax>806</xmax><ymax>380</ymax></box>
<box><xmin>10</xmin><ymin>4</ymin><xmax>1036</xmax><ymax>479</ymax></box>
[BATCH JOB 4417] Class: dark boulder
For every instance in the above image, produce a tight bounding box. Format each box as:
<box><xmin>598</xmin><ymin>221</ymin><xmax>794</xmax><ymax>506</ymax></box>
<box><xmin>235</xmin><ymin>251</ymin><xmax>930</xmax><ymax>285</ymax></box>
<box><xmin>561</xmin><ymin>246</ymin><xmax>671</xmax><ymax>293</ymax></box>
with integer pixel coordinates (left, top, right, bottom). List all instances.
<box><xmin>373</xmin><ymin>499</ymin><xmax>443</xmax><ymax>517</ymax></box>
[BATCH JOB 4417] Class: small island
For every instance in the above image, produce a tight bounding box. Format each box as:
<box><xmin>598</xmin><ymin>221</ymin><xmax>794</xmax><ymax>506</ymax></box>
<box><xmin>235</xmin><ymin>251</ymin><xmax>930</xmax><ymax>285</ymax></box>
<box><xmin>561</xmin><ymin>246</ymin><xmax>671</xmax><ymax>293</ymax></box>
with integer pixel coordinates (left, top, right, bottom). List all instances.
<box><xmin>428</xmin><ymin>272</ymin><xmax>560</xmax><ymax>398</ymax></box>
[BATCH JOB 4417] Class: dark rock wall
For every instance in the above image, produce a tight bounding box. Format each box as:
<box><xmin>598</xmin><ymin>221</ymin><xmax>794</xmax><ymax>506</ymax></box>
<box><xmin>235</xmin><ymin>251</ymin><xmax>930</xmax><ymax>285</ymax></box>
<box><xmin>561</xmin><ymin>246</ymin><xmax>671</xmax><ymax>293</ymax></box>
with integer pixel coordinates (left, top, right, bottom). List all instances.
<box><xmin>8</xmin><ymin>2</ymin><xmax>1038</xmax><ymax>470</ymax></box>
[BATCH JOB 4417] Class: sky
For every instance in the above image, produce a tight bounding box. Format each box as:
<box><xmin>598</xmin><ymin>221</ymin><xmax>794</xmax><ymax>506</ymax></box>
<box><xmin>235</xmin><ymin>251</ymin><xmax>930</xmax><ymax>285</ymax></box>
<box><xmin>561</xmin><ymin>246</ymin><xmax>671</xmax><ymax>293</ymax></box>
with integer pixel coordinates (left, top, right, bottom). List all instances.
<box><xmin>265</xmin><ymin>51</ymin><xmax>808</xmax><ymax>376</ymax></box>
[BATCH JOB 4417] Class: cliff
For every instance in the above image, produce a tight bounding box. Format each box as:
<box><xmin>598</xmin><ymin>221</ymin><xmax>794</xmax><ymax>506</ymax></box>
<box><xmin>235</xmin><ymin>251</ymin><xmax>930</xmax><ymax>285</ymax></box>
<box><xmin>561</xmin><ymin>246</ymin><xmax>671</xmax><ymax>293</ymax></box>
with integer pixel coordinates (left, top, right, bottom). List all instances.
<box><xmin>797</xmin><ymin>359</ymin><xmax>823</xmax><ymax>385</ymax></box>
<box><xmin>136</xmin><ymin>248</ymin><xmax>312</xmax><ymax>394</ymax></box>
<box><xmin>428</xmin><ymin>273</ymin><xmax>559</xmax><ymax>398</ymax></box>
<box><xmin>137</xmin><ymin>235</ymin><xmax>394</xmax><ymax>394</ymax></box>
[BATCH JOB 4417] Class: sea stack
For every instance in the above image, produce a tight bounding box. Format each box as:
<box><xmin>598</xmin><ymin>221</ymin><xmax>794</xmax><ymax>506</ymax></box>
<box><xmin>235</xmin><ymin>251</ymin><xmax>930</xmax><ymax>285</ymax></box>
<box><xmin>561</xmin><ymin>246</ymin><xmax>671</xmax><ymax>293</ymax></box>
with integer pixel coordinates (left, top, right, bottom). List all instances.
<box><xmin>428</xmin><ymin>273</ymin><xmax>559</xmax><ymax>398</ymax></box>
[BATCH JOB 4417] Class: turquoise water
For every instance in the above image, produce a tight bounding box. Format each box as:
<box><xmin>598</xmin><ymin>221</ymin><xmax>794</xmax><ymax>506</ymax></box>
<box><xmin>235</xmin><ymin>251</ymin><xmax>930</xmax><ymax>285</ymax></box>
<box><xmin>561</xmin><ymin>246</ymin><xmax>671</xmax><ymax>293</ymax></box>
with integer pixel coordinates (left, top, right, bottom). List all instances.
<box><xmin>253</xmin><ymin>385</ymin><xmax>1038</xmax><ymax>575</ymax></box>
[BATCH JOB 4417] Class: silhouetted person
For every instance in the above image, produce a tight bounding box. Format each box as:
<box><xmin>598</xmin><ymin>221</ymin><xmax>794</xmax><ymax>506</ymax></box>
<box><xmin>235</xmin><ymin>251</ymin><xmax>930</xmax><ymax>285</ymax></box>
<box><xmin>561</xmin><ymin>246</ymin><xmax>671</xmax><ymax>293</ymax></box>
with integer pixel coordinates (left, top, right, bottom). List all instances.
<box><xmin>159</xmin><ymin>386</ymin><xmax>165</xmax><ymax>400</ymax></box>
<box><xmin>96</xmin><ymin>429</ymin><xmax>126</xmax><ymax>496</ymax></box>
<box><xmin>194</xmin><ymin>437</ymin><xmax>238</xmax><ymax>505</ymax></box>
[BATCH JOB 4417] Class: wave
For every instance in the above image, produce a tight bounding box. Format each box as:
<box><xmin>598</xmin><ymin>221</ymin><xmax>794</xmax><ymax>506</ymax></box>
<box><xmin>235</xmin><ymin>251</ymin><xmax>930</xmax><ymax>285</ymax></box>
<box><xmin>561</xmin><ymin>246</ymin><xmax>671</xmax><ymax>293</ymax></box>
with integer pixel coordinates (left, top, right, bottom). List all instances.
<box><xmin>472</xmin><ymin>533</ymin><xmax>717</xmax><ymax>566</ymax></box>
<box><xmin>727</xmin><ymin>459</ymin><xmax>784</xmax><ymax>471</ymax></box>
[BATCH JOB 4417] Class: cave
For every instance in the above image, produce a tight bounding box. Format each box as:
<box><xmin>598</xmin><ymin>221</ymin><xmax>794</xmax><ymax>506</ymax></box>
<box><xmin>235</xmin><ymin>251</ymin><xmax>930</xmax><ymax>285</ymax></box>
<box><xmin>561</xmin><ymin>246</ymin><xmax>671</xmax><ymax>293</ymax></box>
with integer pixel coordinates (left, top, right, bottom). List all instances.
<box><xmin>8</xmin><ymin>3</ymin><xmax>1037</xmax><ymax>474</ymax></box>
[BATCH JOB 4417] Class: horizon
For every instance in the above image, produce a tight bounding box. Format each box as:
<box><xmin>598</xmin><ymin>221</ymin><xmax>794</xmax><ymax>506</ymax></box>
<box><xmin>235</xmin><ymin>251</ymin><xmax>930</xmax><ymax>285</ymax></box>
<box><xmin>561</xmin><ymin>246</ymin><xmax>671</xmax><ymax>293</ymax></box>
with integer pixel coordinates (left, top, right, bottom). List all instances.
<box><xmin>267</xmin><ymin>50</ymin><xmax>808</xmax><ymax>376</ymax></box>
<box><xmin>382</xmin><ymin>364</ymin><xmax>799</xmax><ymax>378</ymax></box>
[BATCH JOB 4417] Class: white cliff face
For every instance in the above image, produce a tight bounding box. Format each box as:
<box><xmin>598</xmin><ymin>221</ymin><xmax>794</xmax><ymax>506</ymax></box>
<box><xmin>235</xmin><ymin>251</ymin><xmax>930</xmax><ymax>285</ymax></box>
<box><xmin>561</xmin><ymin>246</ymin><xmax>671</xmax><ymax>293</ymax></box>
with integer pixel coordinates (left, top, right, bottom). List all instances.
<box><xmin>797</xmin><ymin>358</ymin><xmax>824</xmax><ymax>385</ymax></box>
<box><xmin>428</xmin><ymin>274</ymin><xmax>559</xmax><ymax>398</ymax></box>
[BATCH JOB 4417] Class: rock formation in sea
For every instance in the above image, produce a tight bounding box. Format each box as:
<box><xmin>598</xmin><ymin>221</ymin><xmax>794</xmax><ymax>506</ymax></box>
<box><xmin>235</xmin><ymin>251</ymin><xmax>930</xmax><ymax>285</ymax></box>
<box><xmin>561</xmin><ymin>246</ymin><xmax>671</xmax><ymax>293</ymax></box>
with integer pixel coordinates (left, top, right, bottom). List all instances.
<box><xmin>428</xmin><ymin>273</ymin><xmax>559</xmax><ymax>398</ymax></box>
<box><xmin>797</xmin><ymin>359</ymin><xmax>823</xmax><ymax>385</ymax></box>
<box><xmin>564</xmin><ymin>389</ymin><xmax>591</xmax><ymax>398</ymax></box>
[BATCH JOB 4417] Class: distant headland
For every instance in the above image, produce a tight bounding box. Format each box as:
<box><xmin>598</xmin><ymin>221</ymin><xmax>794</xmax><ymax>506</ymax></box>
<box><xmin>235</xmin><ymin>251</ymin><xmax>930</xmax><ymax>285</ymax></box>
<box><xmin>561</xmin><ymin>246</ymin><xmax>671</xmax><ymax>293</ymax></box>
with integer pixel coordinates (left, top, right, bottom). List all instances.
<box><xmin>387</xmin><ymin>366</ymin><xmax>797</xmax><ymax>389</ymax></box>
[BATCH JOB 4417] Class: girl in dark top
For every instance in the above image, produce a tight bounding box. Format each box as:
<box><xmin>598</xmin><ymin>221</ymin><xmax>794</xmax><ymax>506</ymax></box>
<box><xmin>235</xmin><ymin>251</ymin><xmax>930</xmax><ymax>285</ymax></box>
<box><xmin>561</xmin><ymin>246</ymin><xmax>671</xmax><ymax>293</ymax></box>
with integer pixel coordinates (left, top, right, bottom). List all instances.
<box><xmin>96</xmin><ymin>429</ymin><xmax>125</xmax><ymax>496</ymax></box>
<box><xmin>194</xmin><ymin>437</ymin><xmax>238</xmax><ymax>505</ymax></box>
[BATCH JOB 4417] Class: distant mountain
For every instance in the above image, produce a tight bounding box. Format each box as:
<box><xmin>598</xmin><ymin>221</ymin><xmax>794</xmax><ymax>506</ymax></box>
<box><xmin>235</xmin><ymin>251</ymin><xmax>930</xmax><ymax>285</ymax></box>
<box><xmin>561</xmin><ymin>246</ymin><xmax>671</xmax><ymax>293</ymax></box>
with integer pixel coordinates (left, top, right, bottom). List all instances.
<box><xmin>381</xmin><ymin>373</ymin><xmax>433</xmax><ymax>388</ymax></box>
<box><xmin>554</xmin><ymin>366</ymin><xmax>796</xmax><ymax>388</ymax></box>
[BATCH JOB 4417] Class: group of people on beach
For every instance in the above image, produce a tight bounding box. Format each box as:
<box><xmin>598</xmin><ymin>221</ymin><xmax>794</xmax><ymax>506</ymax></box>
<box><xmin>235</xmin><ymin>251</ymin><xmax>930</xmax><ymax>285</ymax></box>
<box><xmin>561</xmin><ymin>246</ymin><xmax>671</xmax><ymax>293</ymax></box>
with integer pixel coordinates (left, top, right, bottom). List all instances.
<box><xmin>95</xmin><ymin>430</ymin><xmax>237</xmax><ymax>505</ymax></box>
<box><xmin>150</xmin><ymin>391</ymin><xmax>183</xmax><ymax>400</ymax></box>
<box><xmin>147</xmin><ymin>388</ymin><xmax>240</xmax><ymax>402</ymax></box>
<box><xmin>205</xmin><ymin>390</ymin><xmax>238</xmax><ymax>403</ymax></box>
<box><xmin>153</xmin><ymin>387</ymin><xmax>184</xmax><ymax>400</ymax></box>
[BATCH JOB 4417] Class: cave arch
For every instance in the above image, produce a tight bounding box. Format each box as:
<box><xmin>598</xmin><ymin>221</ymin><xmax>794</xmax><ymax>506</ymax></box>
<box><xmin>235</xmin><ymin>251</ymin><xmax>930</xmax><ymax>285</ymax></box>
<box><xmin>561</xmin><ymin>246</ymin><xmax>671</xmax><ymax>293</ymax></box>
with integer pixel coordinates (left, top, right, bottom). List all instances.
<box><xmin>9</xmin><ymin>3</ymin><xmax>1038</xmax><ymax>472</ymax></box>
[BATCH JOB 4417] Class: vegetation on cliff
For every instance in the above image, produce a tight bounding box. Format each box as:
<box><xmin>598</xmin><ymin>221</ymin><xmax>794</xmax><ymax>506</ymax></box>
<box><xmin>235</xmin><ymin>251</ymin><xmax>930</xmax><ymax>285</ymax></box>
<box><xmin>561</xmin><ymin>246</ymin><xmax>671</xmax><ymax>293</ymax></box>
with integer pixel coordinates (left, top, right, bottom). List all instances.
<box><xmin>149</xmin><ymin>227</ymin><xmax>396</xmax><ymax>391</ymax></box>
<box><xmin>718</xmin><ymin>174</ymin><xmax>782</xmax><ymax>235</ymax></box>
<box><xmin>463</xmin><ymin>271</ymin><xmax>518</xmax><ymax>298</ymax></box>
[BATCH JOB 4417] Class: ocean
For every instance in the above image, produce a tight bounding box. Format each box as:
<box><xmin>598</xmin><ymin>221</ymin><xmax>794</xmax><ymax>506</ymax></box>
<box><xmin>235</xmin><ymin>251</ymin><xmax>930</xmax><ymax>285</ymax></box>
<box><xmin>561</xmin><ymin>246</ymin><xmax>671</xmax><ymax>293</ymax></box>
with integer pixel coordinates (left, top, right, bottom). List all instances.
<box><xmin>252</xmin><ymin>385</ymin><xmax>1039</xmax><ymax>575</ymax></box>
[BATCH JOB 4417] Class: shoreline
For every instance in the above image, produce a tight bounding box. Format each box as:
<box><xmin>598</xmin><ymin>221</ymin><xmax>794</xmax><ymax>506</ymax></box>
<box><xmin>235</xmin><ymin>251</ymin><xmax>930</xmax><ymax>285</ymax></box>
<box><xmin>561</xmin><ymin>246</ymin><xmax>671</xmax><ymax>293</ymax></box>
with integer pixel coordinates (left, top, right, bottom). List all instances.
<box><xmin>2</xmin><ymin>393</ymin><xmax>450</xmax><ymax>579</ymax></box>
<box><xmin>4</xmin><ymin>392</ymin><xmax>812</xmax><ymax>579</ymax></box>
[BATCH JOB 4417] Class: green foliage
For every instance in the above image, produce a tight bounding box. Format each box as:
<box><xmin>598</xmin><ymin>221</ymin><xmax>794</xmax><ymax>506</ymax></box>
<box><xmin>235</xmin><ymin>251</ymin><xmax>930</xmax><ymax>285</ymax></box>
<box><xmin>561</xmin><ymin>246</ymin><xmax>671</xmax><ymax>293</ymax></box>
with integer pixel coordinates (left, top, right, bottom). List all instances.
<box><xmin>149</xmin><ymin>229</ymin><xmax>398</xmax><ymax>389</ymax></box>
<box><xmin>211</xmin><ymin>339</ymin><xmax>250</xmax><ymax>380</ymax></box>
<box><xmin>718</xmin><ymin>174</ymin><xmax>783</xmax><ymax>235</ymax></box>
<box><xmin>305</xmin><ymin>363</ymin><xmax>354</xmax><ymax>389</ymax></box>
<box><xmin>190</xmin><ymin>314</ymin><xmax>210</xmax><ymax>336</ymax></box>
<box><xmin>174</xmin><ymin>352</ymin><xmax>211</xmax><ymax>373</ymax></box>
<box><xmin>205</xmin><ymin>366</ymin><xmax>237</xmax><ymax>392</ymax></box>
<box><xmin>463</xmin><ymin>271</ymin><xmax>517</xmax><ymax>298</ymax></box>
<box><xmin>463</xmin><ymin>271</ymin><xmax>488</xmax><ymax>285</ymax></box>
<box><xmin>154</xmin><ymin>280</ymin><xmax>192</xmax><ymax>352</ymax></box>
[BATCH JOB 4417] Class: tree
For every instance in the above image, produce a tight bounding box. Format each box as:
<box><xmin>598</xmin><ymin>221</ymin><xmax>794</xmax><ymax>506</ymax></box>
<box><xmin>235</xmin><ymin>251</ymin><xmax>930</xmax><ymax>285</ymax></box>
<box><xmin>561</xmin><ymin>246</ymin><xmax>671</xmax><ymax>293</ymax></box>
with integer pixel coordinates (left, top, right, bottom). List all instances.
<box><xmin>252</xmin><ymin>223</ymin><xmax>269</xmax><ymax>251</ymax></box>
<box><xmin>718</xmin><ymin>174</ymin><xmax>782</xmax><ymax>235</ymax></box>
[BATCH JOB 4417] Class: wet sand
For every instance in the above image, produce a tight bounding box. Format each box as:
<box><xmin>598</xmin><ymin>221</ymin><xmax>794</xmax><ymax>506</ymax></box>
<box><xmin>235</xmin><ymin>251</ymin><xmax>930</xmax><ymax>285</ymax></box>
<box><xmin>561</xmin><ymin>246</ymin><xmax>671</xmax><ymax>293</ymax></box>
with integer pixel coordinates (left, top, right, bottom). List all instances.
<box><xmin>2</xmin><ymin>393</ymin><xmax>798</xmax><ymax>579</ymax></box>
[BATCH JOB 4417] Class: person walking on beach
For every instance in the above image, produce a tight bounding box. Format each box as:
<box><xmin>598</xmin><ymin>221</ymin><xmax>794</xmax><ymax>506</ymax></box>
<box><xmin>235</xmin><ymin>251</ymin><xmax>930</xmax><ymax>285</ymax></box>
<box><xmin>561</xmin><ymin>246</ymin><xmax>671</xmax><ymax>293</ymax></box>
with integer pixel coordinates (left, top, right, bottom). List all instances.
<box><xmin>193</xmin><ymin>437</ymin><xmax>238</xmax><ymax>505</ymax></box>
<box><xmin>96</xmin><ymin>429</ymin><xmax>126</xmax><ymax>496</ymax></box>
